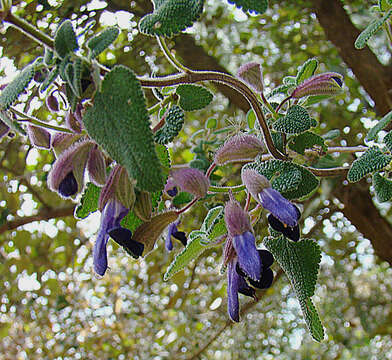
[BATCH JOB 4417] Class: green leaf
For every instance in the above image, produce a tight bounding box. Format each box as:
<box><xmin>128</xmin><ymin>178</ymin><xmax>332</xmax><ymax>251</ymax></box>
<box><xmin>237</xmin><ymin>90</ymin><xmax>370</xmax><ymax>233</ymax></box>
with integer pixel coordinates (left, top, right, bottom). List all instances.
<box><xmin>322</xmin><ymin>129</ymin><xmax>340</xmax><ymax>141</ymax></box>
<box><xmin>302</xmin><ymin>94</ymin><xmax>332</xmax><ymax>107</ymax></box>
<box><xmin>271</xmin><ymin>131</ymin><xmax>285</xmax><ymax>154</ymax></box>
<box><xmin>347</xmin><ymin>146</ymin><xmax>392</xmax><ymax>182</ymax></box>
<box><xmin>172</xmin><ymin>191</ymin><xmax>193</xmax><ymax>206</ymax></box>
<box><xmin>227</xmin><ymin>0</ymin><xmax>268</xmax><ymax>14</ymax></box>
<box><xmin>268</xmin><ymin>84</ymin><xmax>293</xmax><ymax>98</ymax></box>
<box><xmin>54</xmin><ymin>20</ymin><xmax>78</xmax><ymax>58</ymax></box>
<box><xmin>39</xmin><ymin>67</ymin><xmax>59</xmax><ymax>93</ymax></box>
<box><xmin>0</xmin><ymin>65</ymin><xmax>34</xmax><ymax>110</ymax></box>
<box><xmin>164</xmin><ymin>230</ymin><xmax>213</xmax><ymax>280</ymax></box>
<box><xmin>200</xmin><ymin>206</ymin><xmax>227</xmax><ymax>242</ymax></box>
<box><xmin>283</xmin><ymin>76</ymin><xmax>297</xmax><ymax>86</ymax></box>
<box><xmin>264</xmin><ymin>236</ymin><xmax>324</xmax><ymax>341</ymax></box>
<box><xmin>355</xmin><ymin>8</ymin><xmax>392</xmax><ymax>49</ymax></box>
<box><xmin>0</xmin><ymin>110</ymin><xmax>26</xmax><ymax>136</ymax></box>
<box><xmin>139</xmin><ymin>0</ymin><xmax>204</xmax><ymax>37</ymax></box>
<box><xmin>75</xmin><ymin>183</ymin><xmax>101</xmax><ymax>219</ymax></box>
<box><xmin>288</xmin><ymin>131</ymin><xmax>327</xmax><ymax>155</ymax></box>
<box><xmin>296</xmin><ymin>58</ymin><xmax>318</xmax><ymax>85</ymax></box>
<box><xmin>176</xmin><ymin>84</ymin><xmax>213</xmax><ymax>111</ymax></box>
<box><xmin>271</xmin><ymin>167</ymin><xmax>302</xmax><ymax>193</ymax></box>
<box><xmin>299</xmin><ymin>297</ymin><xmax>325</xmax><ymax>342</ymax></box>
<box><xmin>384</xmin><ymin>131</ymin><xmax>392</xmax><ymax>152</ymax></box>
<box><xmin>273</xmin><ymin>105</ymin><xmax>314</xmax><ymax>134</ymax></box>
<box><xmin>83</xmin><ymin>65</ymin><xmax>164</xmax><ymax>192</ymax></box>
<box><xmin>87</xmin><ymin>26</ymin><xmax>120</xmax><ymax>59</ymax></box>
<box><xmin>121</xmin><ymin>210</ymin><xmax>143</xmax><ymax>232</ymax></box>
<box><xmin>373</xmin><ymin>172</ymin><xmax>392</xmax><ymax>202</ymax></box>
<box><xmin>244</xmin><ymin>159</ymin><xmax>319</xmax><ymax>199</ymax></box>
<box><xmin>154</xmin><ymin>105</ymin><xmax>185</xmax><ymax>144</ymax></box>
<box><xmin>366</xmin><ymin>110</ymin><xmax>392</xmax><ymax>141</ymax></box>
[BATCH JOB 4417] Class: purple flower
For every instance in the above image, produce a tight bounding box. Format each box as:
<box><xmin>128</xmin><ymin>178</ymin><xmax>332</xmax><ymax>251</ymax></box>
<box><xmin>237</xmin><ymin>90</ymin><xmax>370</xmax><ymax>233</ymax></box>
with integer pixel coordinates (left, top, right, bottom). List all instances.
<box><xmin>236</xmin><ymin>62</ymin><xmax>264</xmax><ymax>93</ymax></box>
<box><xmin>165</xmin><ymin>220</ymin><xmax>187</xmax><ymax>251</ymax></box>
<box><xmin>171</xmin><ymin>168</ymin><xmax>210</xmax><ymax>199</ymax></box>
<box><xmin>241</xmin><ymin>168</ymin><xmax>301</xmax><ymax>241</ymax></box>
<box><xmin>227</xmin><ymin>250</ymin><xmax>274</xmax><ymax>322</ymax></box>
<box><xmin>224</xmin><ymin>199</ymin><xmax>261</xmax><ymax>281</ymax></box>
<box><xmin>93</xmin><ymin>199</ymin><xmax>144</xmax><ymax>276</ymax></box>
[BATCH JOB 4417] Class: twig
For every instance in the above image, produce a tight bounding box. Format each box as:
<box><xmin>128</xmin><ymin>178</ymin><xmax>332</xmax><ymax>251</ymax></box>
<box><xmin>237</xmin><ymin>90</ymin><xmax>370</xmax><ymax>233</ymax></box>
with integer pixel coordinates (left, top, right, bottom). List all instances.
<box><xmin>0</xmin><ymin>206</ymin><xmax>75</xmax><ymax>234</ymax></box>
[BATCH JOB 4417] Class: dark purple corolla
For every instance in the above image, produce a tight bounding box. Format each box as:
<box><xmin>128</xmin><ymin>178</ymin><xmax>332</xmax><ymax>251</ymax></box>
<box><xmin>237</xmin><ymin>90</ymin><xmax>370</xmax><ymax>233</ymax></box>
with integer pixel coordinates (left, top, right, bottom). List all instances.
<box><xmin>93</xmin><ymin>199</ymin><xmax>144</xmax><ymax>276</ymax></box>
<box><xmin>224</xmin><ymin>198</ymin><xmax>274</xmax><ymax>322</ymax></box>
<box><xmin>165</xmin><ymin>220</ymin><xmax>187</xmax><ymax>251</ymax></box>
<box><xmin>242</xmin><ymin>168</ymin><xmax>301</xmax><ymax>241</ymax></box>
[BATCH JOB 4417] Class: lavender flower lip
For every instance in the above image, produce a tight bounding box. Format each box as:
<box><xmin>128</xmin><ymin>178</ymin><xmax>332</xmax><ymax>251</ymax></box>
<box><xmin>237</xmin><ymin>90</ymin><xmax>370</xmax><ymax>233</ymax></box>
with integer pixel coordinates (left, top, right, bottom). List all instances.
<box><xmin>166</xmin><ymin>221</ymin><xmax>187</xmax><ymax>251</ymax></box>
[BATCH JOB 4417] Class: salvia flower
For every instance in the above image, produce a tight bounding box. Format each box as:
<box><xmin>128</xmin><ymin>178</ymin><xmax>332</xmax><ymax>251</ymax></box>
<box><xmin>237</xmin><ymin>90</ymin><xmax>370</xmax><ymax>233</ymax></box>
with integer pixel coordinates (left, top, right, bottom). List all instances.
<box><xmin>27</xmin><ymin>125</ymin><xmax>51</xmax><ymax>149</ymax></box>
<box><xmin>242</xmin><ymin>168</ymin><xmax>301</xmax><ymax>241</ymax></box>
<box><xmin>51</xmin><ymin>133</ymin><xmax>82</xmax><ymax>157</ymax></box>
<box><xmin>48</xmin><ymin>140</ymin><xmax>94</xmax><ymax>198</ymax></box>
<box><xmin>93</xmin><ymin>199</ymin><xmax>144</xmax><ymax>276</ymax></box>
<box><xmin>226</xmin><ymin>247</ymin><xmax>274</xmax><ymax>322</ymax></box>
<box><xmin>224</xmin><ymin>199</ymin><xmax>261</xmax><ymax>282</ymax></box>
<box><xmin>237</xmin><ymin>62</ymin><xmax>264</xmax><ymax>93</ymax></box>
<box><xmin>165</xmin><ymin>220</ymin><xmax>187</xmax><ymax>251</ymax></box>
<box><xmin>214</xmin><ymin>134</ymin><xmax>266</xmax><ymax>166</ymax></box>
<box><xmin>171</xmin><ymin>168</ymin><xmax>210</xmax><ymax>199</ymax></box>
<box><xmin>291</xmin><ymin>72</ymin><xmax>344</xmax><ymax>99</ymax></box>
<box><xmin>164</xmin><ymin>178</ymin><xmax>178</xmax><ymax>197</ymax></box>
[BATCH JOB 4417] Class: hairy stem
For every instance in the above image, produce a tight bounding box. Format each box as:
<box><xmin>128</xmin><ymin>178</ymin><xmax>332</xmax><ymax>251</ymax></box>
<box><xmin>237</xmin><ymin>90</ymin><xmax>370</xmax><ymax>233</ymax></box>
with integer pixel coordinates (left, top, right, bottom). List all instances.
<box><xmin>140</xmin><ymin>72</ymin><xmax>287</xmax><ymax>161</ymax></box>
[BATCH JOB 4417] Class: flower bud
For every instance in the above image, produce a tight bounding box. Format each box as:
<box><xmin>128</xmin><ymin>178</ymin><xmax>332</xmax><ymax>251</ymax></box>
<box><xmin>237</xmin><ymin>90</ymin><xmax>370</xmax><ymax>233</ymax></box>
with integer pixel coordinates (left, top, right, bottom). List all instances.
<box><xmin>241</xmin><ymin>168</ymin><xmax>271</xmax><ymax>201</ymax></box>
<box><xmin>48</xmin><ymin>140</ymin><xmax>94</xmax><ymax>197</ymax></box>
<box><xmin>46</xmin><ymin>93</ymin><xmax>59</xmax><ymax>112</ymax></box>
<box><xmin>133</xmin><ymin>191</ymin><xmax>152</xmax><ymax>222</ymax></box>
<box><xmin>237</xmin><ymin>62</ymin><xmax>264</xmax><ymax>93</ymax></box>
<box><xmin>87</xmin><ymin>146</ymin><xmax>107</xmax><ymax>186</ymax></box>
<box><xmin>291</xmin><ymin>72</ymin><xmax>343</xmax><ymax>99</ymax></box>
<box><xmin>224</xmin><ymin>199</ymin><xmax>252</xmax><ymax>239</ymax></box>
<box><xmin>214</xmin><ymin>134</ymin><xmax>266</xmax><ymax>166</ymax></box>
<box><xmin>27</xmin><ymin>125</ymin><xmax>51</xmax><ymax>149</ymax></box>
<box><xmin>0</xmin><ymin>120</ymin><xmax>9</xmax><ymax>139</ymax></box>
<box><xmin>171</xmin><ymin>168</ymin><xmax>210</xmax><ymax>199</ymax></box>
<box><xmin>33</xmin><ymin>70</ymin><xmax>46</xmax><ymax>83</ymax></box>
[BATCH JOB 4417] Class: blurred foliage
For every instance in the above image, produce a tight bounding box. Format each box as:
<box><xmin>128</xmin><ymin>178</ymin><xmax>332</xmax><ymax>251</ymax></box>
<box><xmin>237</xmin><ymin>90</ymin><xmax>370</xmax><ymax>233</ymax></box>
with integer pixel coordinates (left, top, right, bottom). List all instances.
<box><xmin>0</xmin><ymin>0</ymin><xmax>392</xmax><ymax>359</ymax></box>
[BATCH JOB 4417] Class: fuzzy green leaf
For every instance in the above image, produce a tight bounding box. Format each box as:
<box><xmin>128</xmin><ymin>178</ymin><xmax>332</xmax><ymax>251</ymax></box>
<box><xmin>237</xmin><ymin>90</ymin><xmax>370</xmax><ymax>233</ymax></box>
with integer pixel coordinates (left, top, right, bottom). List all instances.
<box><xmin>0</xmin><ymin>110</ymin><xmax>26</xmax><ymax>136</ymax></box>
<box><xmin>87</xmin><ymin>26</ymin><xmax>120</xmax><ymax>59</ymax></box>
<box><xmin>273</xmin><ymin>105</ymin><xmax>314</xmax><ymax>134</ymax></box>
<box><xmin>366</xmin><ymin>110</ymin><xmax>392</xmax><ymax>141</ymax></box>
<box><xmin>139</xmin><ymin>0</ymin><xmax>204</xmax><ymax>37</ymax></box>
<box><xmin>39</xmin><ymin>67</ymin><xmax>59</xmax><ymax>93</ymax></box>
<box><xmin>54</xmin><ymin>20</ymin><xmax>78</xmax><ymax>58</ymax></box>
<box><xmin>268</xmin><ymin>84</ymin><xmax>293</xmax><ymax>98</ymax></box>
<box><xmin>227</xmin><ymin>0</ymin><xmax>268</xmax><ymax>14</ymax></box>
<box><xmin>296</xmin><ymin>58</ymin><xmax>318</xmax><ymax>85</ymax></box>
<box><xmin>154</xmin><ymin>105</ymin><xmax>185</xmax><ymax>144</ymax></box>
<box><xmin>288</xmin><ymin>131</ymin><xmax>327</xmax><ymax>155</ymax></box>
<box><xmin>0</xmin><ymin>65</ymin><xmax>34</xmax><ymax>110</ymax></box>
<box><xmin>244</xmin><ymin>159</ymin><xmax>319</xmax><ymax>199</ymax></box>
<box><xmin>200</xmin><ymin>206</ymin><xmax>227</xmax><ymax>242</ymax></box>
<box><xmin>302</xmin><ymin>94</ymin><xmax>332</xmax><ymax>107</ymax></box>
<box><xmin>164</xmin><ymin>230</ymin><xmax>213</xmax><ymax>280</ymax></box>
<box><xmin>264</xmin><ymin>236</ymin><xmax>324</xmax><ymax>341</ymax></box>
<box><xmin>75</xmin><ymin>183</ymin><xmax>101</xmax><ymax>219</ymax></box>
<box><xmin>384</xmin><ymin>131</ymin><xmax>392</xmax><ymax>152</ymax></box>
<box><xmin>299</xmin><ymin>297</ymin><xmax>325</xmax><ymax>342</ymax></box>
<box><xmin>355</xmin><ymin>9</ymin><xmax>392</xmax><ymax>49</ymax></box>
<box><xmin>83</xmin><ymin>65</ymin><xmax>164</xmax><ymax>192</ymax></box>
<box><xmin>271</xmin><ymin>131</ymin><xmax>285</xmax><ymax>154</ymax></box>
<box><xmin>347</xmin><ymin>146</ymin><xmax>392</xmax><ymax>182</ymax></box>
<box><xmin>283</xmin><ymin>76</ymin><xmax>297</xmax><ymax>86</ymax></box>
<box><xmin>121</xmin><ymin>210</ymin><xmax>143</xmax><ymax>232</ymax></box>
<box><xmin>176</xmin><ymin>84</ymin><xmax>213</xmax><ymax>111</ymax></box>
<box><xmin>172</xmin><ymin>192</ymin><xmax>193</xmax><ymax>206</ymax></box>
<box><xmin>373</xmin><ymin>172</ymin><xmax>392</xmax><ymax>202</ymax></box>
<box><xmin>322</xmin><ymin>129</ymin><xmax>340</xmax><ymax>141</ymax></box>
